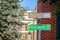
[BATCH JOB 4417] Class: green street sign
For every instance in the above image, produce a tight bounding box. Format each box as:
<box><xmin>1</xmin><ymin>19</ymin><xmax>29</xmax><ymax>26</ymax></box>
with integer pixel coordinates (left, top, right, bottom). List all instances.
<box><xmin>28</xmin><ymin>24</ymin><xmax>51</xmax><ymax>30</ymax></box>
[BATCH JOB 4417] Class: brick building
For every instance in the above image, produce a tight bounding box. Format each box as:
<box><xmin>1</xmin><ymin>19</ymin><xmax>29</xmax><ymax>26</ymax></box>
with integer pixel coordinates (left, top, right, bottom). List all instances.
<box><xmin>37</xmin><ymin>0</ymin><xmax>56</xmax><ymax>40</ymax></box>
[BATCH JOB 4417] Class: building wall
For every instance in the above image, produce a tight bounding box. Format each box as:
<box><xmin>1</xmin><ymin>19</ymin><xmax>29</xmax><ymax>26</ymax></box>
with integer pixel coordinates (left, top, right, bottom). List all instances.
<box><xmin>18</xmin><ymin>11</ymin><xmax>37</xmax><ymax>40</ymax></box>
<box><xmin>37</xmin><ymin>0</ymin><xmax>56</xmax><ymax>40</ymax></box>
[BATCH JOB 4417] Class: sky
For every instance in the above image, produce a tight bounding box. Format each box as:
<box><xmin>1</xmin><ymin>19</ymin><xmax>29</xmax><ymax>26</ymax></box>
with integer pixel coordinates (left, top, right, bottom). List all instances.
<box><xmin>20</xmin><ymin>0</ymin><xmax>37</xmax><ymax>11</ymax></box>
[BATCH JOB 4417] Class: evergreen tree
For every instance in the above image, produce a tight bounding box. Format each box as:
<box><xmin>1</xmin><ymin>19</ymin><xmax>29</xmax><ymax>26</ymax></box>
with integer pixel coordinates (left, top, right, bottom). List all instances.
<box><xmin>0</xmin><ymin>0</ymin><xmax>26</xmax><ymax>40</ymax></box>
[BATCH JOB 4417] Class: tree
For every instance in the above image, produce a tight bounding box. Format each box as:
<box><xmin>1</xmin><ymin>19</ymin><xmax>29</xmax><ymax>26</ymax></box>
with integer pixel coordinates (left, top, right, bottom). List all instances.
<box><xmin>0</xmin><ymin>0</ymin><xmax>26</xmax><ymax>40</ymax></box>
